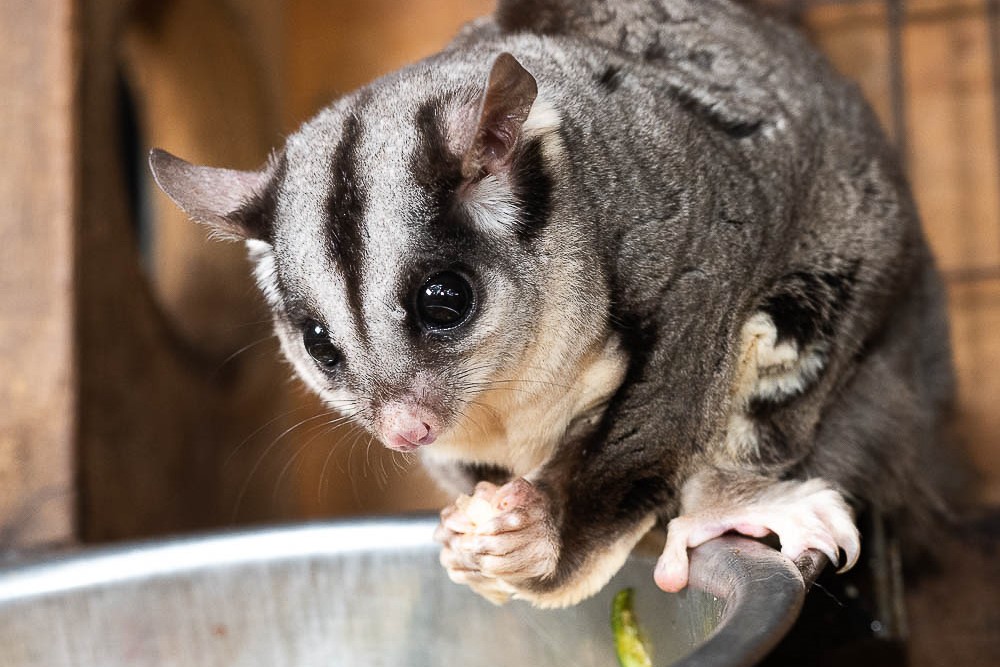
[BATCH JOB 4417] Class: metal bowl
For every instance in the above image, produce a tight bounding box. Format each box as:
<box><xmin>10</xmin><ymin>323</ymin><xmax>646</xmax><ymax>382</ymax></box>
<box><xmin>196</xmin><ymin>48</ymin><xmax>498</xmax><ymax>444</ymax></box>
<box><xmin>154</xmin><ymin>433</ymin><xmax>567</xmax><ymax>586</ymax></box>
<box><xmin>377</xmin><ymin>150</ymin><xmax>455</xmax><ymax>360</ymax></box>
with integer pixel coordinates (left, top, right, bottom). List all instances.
<box><xmin>0</xmin><ymin>516</ymin><xmax>821</xmax><ymax>666</ymax></box>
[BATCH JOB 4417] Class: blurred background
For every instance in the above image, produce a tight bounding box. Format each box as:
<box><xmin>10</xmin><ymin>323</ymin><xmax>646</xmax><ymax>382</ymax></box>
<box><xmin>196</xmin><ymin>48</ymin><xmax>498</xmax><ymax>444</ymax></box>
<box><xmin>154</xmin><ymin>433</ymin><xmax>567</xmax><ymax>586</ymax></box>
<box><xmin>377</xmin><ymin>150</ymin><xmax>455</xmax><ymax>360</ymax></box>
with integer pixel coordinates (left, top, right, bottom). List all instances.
<box><xmin>1</xmin><ymin>0</ymin><xmax>998</xmax><ymax>552</ymax></box>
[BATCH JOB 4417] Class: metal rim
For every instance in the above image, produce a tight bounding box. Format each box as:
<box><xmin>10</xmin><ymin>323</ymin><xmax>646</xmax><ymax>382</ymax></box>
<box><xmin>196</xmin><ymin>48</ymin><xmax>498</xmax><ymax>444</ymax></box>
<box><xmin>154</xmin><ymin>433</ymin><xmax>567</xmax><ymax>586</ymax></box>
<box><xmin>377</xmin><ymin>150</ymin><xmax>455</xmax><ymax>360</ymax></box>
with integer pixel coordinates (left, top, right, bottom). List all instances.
<box><xmin>0</xmin><ymin>516</ymin><xmax>432</xmax><ymax>603</ymax></box>
<box><xmin>0</xmin><ymin>517</ymin><xmax>824</xmax><ymax>667</ymax></box>
<box><xmin>677</xmin><ymin>536</ymin><xmax>824</xmax><ymax>667</ymax></box>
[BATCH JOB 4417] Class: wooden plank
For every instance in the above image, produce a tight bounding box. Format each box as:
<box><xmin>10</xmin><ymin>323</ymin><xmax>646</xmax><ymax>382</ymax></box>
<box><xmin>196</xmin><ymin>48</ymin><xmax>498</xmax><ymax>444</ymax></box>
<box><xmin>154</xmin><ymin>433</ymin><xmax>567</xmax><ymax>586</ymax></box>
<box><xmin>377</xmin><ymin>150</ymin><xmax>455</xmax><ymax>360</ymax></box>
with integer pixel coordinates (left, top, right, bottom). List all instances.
<box><xmin>947</xmin><ymin>278</ymin><xmax>1000</xmax><ymax>505</ymax></box>
<box><xmin>77</xmin><ymin>0</ymin><xmax>298</xmax><ymax>540</ymax></box>
<box><xmin>122</xmin><ymin>0</ymin><xmax>279</xmax><ymax>358</ymax></box>
<box><xmin>904</xmin><ymin>12</ymin><xmax>1000</xmax><ymax>275</ymax></box>
<box><xmin>805</xmin><ymin>3</ymin><xmax>1000</xmax><ymax>502</ymax></box>
<box><xmin>0</xmin><ymin>0</ymin><xmax>77</xmax><ymax>548</ymax></box>
<box><xmin>285</xmin><ymin>0</ymin><xmax>495</xmax><ymax>128</ymax></box>
<box><xmin>907</xmin><ymin>0</ymin><xmax>987</xmax><ymax>18</ymax></box>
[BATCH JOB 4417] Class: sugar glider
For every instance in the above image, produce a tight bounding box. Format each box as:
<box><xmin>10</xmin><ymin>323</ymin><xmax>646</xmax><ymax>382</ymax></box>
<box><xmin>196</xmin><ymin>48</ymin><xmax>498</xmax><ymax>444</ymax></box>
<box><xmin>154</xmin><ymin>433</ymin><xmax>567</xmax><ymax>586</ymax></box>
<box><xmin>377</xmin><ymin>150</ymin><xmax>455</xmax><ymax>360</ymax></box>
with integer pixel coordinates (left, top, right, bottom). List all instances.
<box><xmin>150</xmin><ymin>0</ymin><xmax>955</xmax><ymax>607</ymax></box>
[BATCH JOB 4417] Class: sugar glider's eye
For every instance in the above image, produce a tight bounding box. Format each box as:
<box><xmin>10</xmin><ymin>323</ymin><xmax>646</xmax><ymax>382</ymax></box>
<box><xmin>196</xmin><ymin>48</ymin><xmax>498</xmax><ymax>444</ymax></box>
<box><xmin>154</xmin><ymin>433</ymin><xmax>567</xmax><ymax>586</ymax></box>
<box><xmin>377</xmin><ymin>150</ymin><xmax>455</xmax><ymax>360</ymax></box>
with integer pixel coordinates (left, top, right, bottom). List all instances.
<box><xmin>416</xmin><ymin>271</ymin><xmax>474</xmax><ymax>330</ymax></box>
<box><xmin>302</xmin><ymin>320</ymin><xmax>341</xmax><ymax>368</ymax></box>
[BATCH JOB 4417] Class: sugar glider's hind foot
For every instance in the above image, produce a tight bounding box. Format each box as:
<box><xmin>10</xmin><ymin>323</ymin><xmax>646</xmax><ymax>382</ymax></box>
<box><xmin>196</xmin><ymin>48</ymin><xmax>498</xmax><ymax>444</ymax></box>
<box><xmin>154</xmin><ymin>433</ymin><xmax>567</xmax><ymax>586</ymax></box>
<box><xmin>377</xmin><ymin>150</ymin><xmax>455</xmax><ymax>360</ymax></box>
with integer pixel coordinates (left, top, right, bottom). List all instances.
<box><xmin>654</xmin><ymin>478</ymin><xmax>861</xmax><ymax>593</ymax></box>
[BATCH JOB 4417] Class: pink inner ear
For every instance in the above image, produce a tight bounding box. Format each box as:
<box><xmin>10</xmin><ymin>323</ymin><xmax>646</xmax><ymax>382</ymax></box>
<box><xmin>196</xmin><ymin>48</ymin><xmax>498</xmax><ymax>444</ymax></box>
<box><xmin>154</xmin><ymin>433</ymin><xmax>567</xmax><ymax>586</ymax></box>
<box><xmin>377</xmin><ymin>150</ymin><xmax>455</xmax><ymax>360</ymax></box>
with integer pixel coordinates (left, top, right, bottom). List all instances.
<box><xmin>463</xmin><ymin>53</ymin><xmax>538</xmax><ymax>179</ymax></box>
<box><xmin>479</xmin><ymin>127</ymin><xmax>516</xmax><ymax>166</ymax></box>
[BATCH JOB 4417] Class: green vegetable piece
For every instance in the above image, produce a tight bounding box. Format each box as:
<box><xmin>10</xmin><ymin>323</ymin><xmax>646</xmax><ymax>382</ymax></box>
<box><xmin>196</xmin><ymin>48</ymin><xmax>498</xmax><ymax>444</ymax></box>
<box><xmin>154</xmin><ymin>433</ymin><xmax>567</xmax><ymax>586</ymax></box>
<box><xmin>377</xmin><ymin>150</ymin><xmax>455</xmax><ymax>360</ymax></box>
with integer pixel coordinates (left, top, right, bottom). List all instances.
<box><xmin>611</xmin><ymin>588</ymin><xmax>653</xmax><ymax>667</ymax></box>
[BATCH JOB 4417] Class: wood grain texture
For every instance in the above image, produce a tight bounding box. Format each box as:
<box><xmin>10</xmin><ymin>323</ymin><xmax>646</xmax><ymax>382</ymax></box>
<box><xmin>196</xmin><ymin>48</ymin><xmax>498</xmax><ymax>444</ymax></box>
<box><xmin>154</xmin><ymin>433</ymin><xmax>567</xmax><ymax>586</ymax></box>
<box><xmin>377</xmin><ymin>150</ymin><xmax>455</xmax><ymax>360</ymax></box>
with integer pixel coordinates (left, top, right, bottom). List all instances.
<box><xmin>123</xmin><ymin>0</ymin><xmax>279</xmax><ymax>358</ymax></box>
<box><xmin>904</xmin><ymin>12</ymin><xmax>1000</xmax><ymax>276</ymax></box>
<box><xmin>0</xmin><ymin>0</ymin><xmax>77</xmax><ymax>549</ymax></box>
<box><xmin>947</xmin><ymin>278</ymin><xmax>1000</xmax><ymax>504</ymax></box>
<box><xmin>805</xmin><ymin>2</ymin><xmax>1000</xmax><ymax>502</ymax></box>
<box><xmin>76</xmin><ymin>0</ymin><xmax>302</xmax><ymax>540</ymax></box>
<box><xmin>285</xmin><ymin>0</ymin><xmax>496</xmax><ymax>128</ymax></box>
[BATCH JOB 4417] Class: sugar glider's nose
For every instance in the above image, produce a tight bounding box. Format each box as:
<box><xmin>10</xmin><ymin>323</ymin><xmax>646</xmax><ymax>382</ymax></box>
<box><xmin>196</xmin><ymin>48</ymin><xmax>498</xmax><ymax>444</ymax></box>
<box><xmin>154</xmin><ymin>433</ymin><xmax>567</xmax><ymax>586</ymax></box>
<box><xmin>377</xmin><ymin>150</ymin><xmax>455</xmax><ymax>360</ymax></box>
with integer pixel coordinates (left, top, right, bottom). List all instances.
<box><xmin>380</xmin><ymin>402</ymin><xmax>439</xmax><ymax>452</ymax></box>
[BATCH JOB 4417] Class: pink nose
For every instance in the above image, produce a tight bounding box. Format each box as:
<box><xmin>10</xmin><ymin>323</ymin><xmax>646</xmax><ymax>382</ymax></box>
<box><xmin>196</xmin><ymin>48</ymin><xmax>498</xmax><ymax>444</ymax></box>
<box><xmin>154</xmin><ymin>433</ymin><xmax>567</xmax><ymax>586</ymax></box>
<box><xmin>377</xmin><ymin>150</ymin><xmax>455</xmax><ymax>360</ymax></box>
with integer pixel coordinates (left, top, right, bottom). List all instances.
<box><xmin>381</xmin><ymin>403</ymin><xmax>438</xmax><ymax>452</ymax></box>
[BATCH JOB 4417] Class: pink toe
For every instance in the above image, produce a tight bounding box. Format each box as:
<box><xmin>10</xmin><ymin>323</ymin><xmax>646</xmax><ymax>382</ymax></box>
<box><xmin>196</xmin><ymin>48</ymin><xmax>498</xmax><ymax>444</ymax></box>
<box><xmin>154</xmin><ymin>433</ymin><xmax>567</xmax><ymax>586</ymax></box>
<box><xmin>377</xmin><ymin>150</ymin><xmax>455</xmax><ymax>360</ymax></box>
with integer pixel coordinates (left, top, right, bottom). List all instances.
<box><xmin>734</xmin><ymin>523</ymin><xmax>771</xmax><ymax>538</ymax></box>
<box><xmin>654</xmin><ymin>560</ymin><xmax>689</xmax><ymax>593</ymax></box>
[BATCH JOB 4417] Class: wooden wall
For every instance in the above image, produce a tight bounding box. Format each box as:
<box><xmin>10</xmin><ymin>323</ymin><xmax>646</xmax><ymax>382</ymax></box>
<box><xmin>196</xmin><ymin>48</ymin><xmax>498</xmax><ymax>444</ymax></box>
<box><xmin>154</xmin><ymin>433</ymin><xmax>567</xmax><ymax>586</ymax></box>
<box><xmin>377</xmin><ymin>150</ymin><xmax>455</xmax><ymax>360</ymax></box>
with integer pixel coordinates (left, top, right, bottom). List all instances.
<box><xmin>0</xmin><ymin>1</ymin><xmax>76</xmax><ymax>549</ymax></box>
<box><xmin>1</xmin><ymin>0</ymin><xmax>997</xmax><ymax>549</ymax></box>
<box><xmin>805</xmin><ymin>1</ymin><xmax>1000</xmax><ymax>502</ymax></box>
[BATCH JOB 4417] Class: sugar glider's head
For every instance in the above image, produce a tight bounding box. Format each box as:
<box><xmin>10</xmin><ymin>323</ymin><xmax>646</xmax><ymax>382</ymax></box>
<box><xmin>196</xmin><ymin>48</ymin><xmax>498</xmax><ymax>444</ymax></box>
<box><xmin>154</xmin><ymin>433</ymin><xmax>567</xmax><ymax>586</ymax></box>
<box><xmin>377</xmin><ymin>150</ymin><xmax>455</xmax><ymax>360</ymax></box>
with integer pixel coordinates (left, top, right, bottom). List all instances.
<box><xmin>150</xmin><ymin>53</ymin><xmax>605</xmax><ymax>454</ymax></box>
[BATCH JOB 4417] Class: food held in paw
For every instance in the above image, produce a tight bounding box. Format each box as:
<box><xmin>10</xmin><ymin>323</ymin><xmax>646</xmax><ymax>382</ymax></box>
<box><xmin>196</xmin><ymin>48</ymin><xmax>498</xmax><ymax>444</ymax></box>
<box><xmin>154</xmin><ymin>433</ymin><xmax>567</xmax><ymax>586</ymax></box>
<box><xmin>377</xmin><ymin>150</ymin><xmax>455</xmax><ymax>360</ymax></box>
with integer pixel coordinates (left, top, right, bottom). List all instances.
<box><xmin>455</xmin><ymin>493</ymin><xmax>499</xmax><ymax>533</ymax></box>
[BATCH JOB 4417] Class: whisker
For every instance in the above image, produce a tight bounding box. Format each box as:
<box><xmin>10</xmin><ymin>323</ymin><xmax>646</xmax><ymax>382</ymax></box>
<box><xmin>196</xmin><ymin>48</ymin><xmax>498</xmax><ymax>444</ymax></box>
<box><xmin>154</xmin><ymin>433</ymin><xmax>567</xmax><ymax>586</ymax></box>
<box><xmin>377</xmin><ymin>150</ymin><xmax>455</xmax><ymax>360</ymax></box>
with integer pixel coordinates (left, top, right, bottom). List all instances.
<box><xmin>392</xmin><ymin>448</ymin><xmax>409</xmax><ymax>477</ymax></box>
<box><xmin>231</xmin><ymin>411</ymin><xmax>334</xmax><ymax>520</ymax></box>
<box><xmin>453</xmin><ymin>403</ymin><xmax>489</xmax><ymax>437</ymax></box>
<box><xmin>317</xmin><ymin>441</ymin><xmax>340</xmax><ymax>504</ymax></box>
<box><xmin>212</xmin><ymin>334</ymin><xmax>278</xmax><ymax>377</ymax></box>
<box><xmin>346</xmin><ymin>431</ymin><xmax>372</xmax><ymax>508</ymax></box>
<box><xmin>376</xmin><ymin>443</ymin><xmax>389</xmax><ymax>488</ymax></box>
<box><xmin>458</xmin><ymin>381</ymin><xmax>548</xmax><ymax>400</ymax></box>
<box><xmin>271</xmin><ymin>413</ymin><xmax>359</xmax><ymax>507</ymax></box>
<box><xmin>271</xmin><ymin>433</ymin><xmax>323</xmax><ymax>507</ymax></box>
<box><xmin>390</xmin><ymin>450</ymin><xmax>409</xmax><ymax>475</ymax></box>
<box><xmin>223</xmin><ymin>317</ymin><xmax>279</xmax><ymax>331</ymax></box>
<box><xmin>316</xmin><ymin>422</ymin><xmax>362</xmax><ymax>504</ymax></box>
<box><xmin>223</xmin><ymin>405</ymin><xmax>313</xmax><ymax>470</ymax></box>
<box><xmin>465</xmin><ymin>398</ymin><xmax>504</xmax><ymax>422</ymax></box>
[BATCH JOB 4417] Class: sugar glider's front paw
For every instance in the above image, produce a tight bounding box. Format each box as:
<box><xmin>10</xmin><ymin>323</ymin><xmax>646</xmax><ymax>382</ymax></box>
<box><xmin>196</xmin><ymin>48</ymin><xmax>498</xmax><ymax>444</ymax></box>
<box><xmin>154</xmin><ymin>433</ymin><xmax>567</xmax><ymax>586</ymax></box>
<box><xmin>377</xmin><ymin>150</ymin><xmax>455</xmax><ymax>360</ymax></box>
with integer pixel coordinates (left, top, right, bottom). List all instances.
<box><xmin>655</xmin><ymin>478</ymin><xmax>861</xmax><ymax>593</ymax></box>
<box><xmin>434</xmin><ymin>478</ymin><xmax>559</xmax><ymax>604</ymax></box>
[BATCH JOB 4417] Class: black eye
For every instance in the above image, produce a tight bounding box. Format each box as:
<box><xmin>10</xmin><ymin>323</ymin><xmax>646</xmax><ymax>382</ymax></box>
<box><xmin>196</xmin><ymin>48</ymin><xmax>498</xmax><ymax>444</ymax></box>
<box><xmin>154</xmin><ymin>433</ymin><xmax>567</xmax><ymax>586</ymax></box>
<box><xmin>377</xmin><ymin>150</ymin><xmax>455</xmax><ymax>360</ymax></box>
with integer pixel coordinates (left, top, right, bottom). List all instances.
<box><xmin>416</xmin><ymin>271</ymin><xmax>474</xmax><ymax>330</ymax></box>
<box><xmin>302</xmin><ymin>320</ymin><xmax>341</xmax><ymax>368</ymax></box>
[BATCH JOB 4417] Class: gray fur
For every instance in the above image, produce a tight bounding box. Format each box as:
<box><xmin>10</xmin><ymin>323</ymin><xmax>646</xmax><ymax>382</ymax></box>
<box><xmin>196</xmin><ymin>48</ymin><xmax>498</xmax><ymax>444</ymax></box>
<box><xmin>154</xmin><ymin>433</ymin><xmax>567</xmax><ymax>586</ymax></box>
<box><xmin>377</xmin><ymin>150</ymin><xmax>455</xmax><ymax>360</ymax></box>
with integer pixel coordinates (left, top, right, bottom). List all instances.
<box><xmin>151</xmin><ymin>0</ymin><xmax>955</xmax><ymax>606</ymax></box>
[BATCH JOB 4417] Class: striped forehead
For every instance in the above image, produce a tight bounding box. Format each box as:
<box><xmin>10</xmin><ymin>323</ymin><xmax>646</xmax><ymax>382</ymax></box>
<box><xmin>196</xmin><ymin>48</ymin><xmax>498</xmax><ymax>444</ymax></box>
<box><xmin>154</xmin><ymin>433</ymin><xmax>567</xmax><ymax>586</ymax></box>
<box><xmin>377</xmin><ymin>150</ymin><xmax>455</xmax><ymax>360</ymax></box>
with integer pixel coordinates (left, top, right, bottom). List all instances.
<box><xmin>272</xmin><ymin>93</ymin><xmax>441</xmax><ymax>356</ymax></box>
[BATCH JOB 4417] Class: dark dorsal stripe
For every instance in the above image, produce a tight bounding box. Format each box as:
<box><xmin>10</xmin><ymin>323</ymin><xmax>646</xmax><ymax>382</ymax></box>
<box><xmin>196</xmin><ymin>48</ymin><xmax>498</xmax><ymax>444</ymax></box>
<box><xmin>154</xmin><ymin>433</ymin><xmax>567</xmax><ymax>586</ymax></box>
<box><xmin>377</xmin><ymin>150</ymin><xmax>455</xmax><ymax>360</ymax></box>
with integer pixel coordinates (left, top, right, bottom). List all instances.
<box><xmin>327</xmin><ymin>113</ymin><xmax>370</xmax><ymax>344</ymax></box>
<box><xmin>412</xmin><ymin>98</ymin><xmax>464</xmax><ymax>222</ymax></box>
<box><xmin>511</xmin><ymin>137</ymin><xmax>553</xmax><ymax>244</ymax></box>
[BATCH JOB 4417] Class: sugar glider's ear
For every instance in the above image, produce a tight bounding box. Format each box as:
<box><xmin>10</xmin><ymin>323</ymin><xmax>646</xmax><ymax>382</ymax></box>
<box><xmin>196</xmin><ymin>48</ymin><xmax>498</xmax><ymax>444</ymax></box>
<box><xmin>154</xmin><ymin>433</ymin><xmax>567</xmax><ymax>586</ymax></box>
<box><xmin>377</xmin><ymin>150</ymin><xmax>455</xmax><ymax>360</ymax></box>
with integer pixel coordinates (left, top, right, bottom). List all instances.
<box><xmin>148</xmin><ymin>149</ymin><xmax>282</xmax><ymax>242</ymax></box>
<box><xmin>462</xmin><ymin>52</ymin><xmax>538</xmax><ymax>179</ymax></box>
